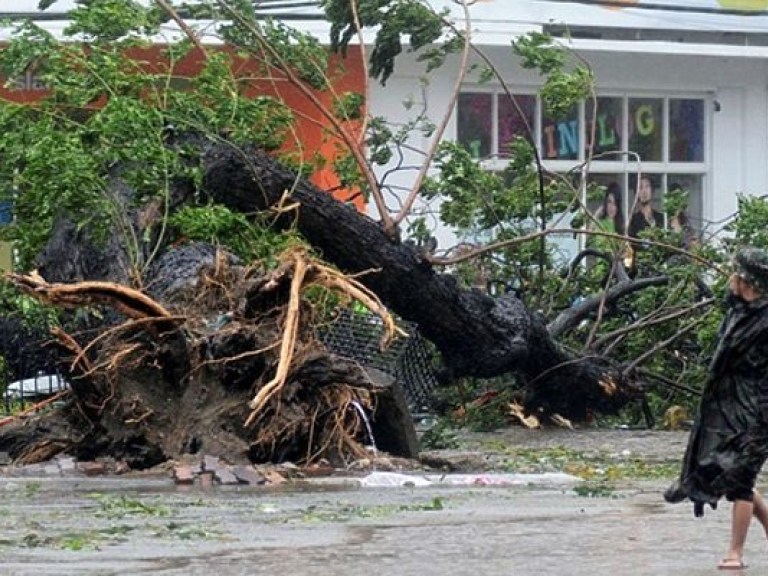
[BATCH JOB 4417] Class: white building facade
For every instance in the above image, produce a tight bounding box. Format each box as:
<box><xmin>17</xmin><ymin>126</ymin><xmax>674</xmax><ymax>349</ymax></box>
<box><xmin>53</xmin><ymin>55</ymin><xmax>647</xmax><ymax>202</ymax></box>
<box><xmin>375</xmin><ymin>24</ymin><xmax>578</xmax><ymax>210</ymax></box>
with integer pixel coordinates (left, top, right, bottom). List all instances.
<box><xmin>368</xmin><ymin>0</ymin><xmax>768</xmax><ymax>254</ymax></box>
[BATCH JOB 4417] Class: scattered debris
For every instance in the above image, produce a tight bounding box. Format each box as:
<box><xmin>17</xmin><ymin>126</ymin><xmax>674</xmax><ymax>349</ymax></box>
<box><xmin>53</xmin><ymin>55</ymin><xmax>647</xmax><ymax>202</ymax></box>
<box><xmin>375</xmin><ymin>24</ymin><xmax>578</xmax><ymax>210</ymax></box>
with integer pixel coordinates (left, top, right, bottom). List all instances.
<box><xmin>357</xmin><ymin>471</ymin><xmax>581</xmax><ymax>488</ymax></box>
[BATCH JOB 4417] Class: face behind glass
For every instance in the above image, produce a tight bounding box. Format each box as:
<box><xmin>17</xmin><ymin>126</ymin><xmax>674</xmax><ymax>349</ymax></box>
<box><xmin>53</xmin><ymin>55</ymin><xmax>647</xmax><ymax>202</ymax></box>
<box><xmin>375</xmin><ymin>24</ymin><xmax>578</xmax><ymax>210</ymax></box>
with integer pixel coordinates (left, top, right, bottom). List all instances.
<box><xmin>638</xmin><ymin>177</ymin><xmax>653</xmax><ymax>204</ymax></box>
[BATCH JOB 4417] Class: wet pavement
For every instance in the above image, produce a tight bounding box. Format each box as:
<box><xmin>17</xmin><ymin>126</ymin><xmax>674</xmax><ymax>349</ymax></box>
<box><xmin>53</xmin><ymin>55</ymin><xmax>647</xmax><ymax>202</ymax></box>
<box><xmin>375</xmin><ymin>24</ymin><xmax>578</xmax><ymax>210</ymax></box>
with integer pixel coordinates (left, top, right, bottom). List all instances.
<box><xmin>0</xmin><ymin>429</ymin><xmax>765</xmax><ymax>575</ymax></box>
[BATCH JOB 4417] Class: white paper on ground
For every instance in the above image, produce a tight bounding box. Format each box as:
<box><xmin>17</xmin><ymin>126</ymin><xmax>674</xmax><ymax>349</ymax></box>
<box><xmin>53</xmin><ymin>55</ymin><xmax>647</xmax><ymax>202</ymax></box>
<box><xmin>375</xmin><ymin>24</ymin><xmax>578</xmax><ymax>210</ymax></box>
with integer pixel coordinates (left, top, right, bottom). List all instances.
<box><xmin>358</xmin><ymin>471</ymin><xmax>581</xmax><ymax>488</ymax></box>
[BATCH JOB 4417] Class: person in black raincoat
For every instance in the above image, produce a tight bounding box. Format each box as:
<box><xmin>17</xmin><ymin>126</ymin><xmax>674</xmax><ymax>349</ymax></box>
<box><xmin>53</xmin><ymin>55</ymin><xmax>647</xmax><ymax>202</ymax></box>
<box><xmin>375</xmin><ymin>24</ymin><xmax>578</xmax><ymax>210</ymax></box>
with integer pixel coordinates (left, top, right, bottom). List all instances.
<box><xmin>664</xmin><ymin>247</ymin><xmax>768</xmax><ymax>570</ymax></box>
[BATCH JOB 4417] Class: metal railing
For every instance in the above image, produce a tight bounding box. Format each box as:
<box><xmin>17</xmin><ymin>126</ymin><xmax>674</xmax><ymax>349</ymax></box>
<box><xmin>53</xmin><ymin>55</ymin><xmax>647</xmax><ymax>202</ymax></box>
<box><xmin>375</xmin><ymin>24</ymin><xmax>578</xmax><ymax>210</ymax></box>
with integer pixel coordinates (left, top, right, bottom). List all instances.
<box><xmin>317</xmin><ymin>309</ymin><xmax>439</xmax><ymax>411</ymax></box>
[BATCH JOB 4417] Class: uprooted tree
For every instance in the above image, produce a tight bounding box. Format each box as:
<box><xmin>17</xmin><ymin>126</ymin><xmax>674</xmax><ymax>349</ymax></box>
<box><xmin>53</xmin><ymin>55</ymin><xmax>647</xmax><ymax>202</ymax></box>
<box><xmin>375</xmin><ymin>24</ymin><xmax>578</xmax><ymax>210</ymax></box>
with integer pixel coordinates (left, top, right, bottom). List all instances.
<box><xmin>0</xmin><ymin>1</ymin><xmax>754</xmax><ymax>467</ymax></box>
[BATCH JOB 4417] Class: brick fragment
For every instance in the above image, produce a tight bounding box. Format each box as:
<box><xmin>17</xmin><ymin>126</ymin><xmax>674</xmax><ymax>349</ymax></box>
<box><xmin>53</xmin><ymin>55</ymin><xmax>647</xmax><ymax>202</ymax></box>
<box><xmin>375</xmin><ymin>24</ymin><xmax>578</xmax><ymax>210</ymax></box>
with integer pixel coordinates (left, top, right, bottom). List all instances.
<box><xmin>302</xmin><ymin>462</ymin><xmax>334</xmax><ymax>477</ymax></box>
<box><xmin>199</xmin><ymin>470</ymin><xmax>214</xmax><ymax>488</ymax></box>
<box><xmin>202</xmin><ymin>455</ymin><xmax>220</xmax><ymax>472</ymax></box>
<box><xmin>214</xmin><ymin>467</ymin><xmax>240</xmax><ymax>485</ymax></box>
<box><xmin>263</xmin><ymin>470</ymin><xmax>286</xmax><ymax>485</ymax></box>
<box><xmin>55</xmin><ymin>456</ymin><xmax>77</xmax><ymax>474</ymax></box>
<box><xmin>173</xmin><ymin>465</ymin><xmax>195</xmax><ymax>485</ymax></box>
<box><xmin>80</xmin><ymin>461</ymin><xmax>107</xmax><ymax>476</ymax></box>
<box><xmin>232</xmin><ymin>466</ymin><xmax>265</xmax><ymax>485</ymax></box>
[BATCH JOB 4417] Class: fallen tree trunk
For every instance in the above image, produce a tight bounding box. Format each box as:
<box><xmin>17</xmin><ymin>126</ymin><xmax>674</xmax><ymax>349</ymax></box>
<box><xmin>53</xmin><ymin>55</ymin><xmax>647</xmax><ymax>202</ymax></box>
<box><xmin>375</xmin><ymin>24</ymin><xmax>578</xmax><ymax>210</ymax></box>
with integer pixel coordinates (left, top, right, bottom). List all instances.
<box><xmin>32</xmin><ymin>142</ymin><xmax>642</xmax><ymax>421</ymax></box>
<box><xmin>1</xmin><ymin>140</ymin><xmax>643</xmax><ymax>467</ymax></box>
<box><xmin>200</xmin><ymin>144</ymin><xmax>641</xmax><ymax>419</ymax></box>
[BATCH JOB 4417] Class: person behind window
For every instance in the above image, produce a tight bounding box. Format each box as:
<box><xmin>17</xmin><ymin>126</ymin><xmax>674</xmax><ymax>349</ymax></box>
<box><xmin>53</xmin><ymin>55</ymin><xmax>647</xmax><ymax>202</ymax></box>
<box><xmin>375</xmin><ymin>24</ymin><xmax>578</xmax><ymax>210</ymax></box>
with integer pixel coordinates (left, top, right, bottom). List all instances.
<box><xmin>669</xmin><ymin>209</ymin><xmax>698</xmax><ymax>249</ymax></box>
<box><xmin>628</xmin><ymin>175</ymin><xmax>664</xmax><ymax>238</ymax></box>
<box><xmin>667</xmin><ymin>183</ymin><xmax>698</xmax><ymax>249</ymax></box>
<box><xmin>588</xmin><ymin>182</ymin><xmax>625</xmax><ymax>254</ymax></box>
<box><xmin>592</xmin><ymin>183</ymin><xmax>625</xmax><ymax>237</ymax></box>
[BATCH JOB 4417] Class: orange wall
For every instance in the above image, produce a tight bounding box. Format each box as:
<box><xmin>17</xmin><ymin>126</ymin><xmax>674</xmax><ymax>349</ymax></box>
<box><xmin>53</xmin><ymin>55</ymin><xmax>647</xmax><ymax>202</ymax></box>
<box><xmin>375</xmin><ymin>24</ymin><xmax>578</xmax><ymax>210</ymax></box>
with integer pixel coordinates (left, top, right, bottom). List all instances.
<box><xmin>0</xmin><ymin>43</ymin><xmax>368</xmax><ymax>211</ymax></box>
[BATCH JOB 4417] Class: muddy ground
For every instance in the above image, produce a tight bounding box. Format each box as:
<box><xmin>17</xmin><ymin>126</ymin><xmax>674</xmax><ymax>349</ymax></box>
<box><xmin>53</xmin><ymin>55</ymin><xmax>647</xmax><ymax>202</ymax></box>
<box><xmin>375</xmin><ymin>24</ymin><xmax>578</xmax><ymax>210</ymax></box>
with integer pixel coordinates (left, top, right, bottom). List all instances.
<box><xmin>0</xmin><ymin>427</ymin><xmax>763</xmax><ymax>575</ymax></box>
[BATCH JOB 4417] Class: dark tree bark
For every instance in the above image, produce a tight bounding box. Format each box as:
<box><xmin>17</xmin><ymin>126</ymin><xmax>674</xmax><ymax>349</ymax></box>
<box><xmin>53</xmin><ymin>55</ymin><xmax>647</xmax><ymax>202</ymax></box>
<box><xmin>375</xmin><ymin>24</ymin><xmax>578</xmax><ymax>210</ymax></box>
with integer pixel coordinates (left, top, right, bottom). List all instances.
<box><xmin>204</xmin><ymin>147</ymin><xmax>528</xmax><ymax>379</ymax></box>
<box><xmin>200</xmin><ymin>144</ymin><xmax>641</xmax><ymax>419</ymax></box>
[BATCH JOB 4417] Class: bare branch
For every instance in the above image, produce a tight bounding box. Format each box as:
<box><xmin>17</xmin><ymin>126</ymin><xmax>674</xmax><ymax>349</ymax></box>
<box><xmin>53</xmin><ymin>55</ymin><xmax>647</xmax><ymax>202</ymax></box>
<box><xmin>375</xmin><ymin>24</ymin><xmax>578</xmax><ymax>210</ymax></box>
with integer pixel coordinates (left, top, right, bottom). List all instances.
<box><xmin>592</xmin><ymin>298</ymin><xmax>715</xmax><ymax>355</ymax></box>
<box><xmin>429</xmin><ymin>227</ymin><xmax>724</xmax><ymax>277</ymax></box>
<box><xmin>391</xmin><ymin>0</ymin><xmax>474</xmax><ymax>227</ymax></box>
<box><xmin>547</xmin><ymin>276</ymin><xmax>670</xmax><ymax>338</ymax></box>
<box><xmin>154</xmin><ymin>0</ymin><xmax>207</xmax><ymax>55</ymax></box>
<box><xmin>622</xmin><ymin>307</ymin><xmax>716</xmax><ymax>375</ymax></box>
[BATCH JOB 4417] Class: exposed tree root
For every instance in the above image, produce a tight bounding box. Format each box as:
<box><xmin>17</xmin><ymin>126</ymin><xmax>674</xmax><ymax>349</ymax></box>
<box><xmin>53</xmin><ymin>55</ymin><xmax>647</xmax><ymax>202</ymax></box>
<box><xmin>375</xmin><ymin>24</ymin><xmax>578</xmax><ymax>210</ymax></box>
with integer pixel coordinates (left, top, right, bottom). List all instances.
<box><xmin>245</xmin><ymin>247</ymin><xmax>405</xmax><ymax>427</ymax></box>
<box><xmin>9</xmin><ymin>274</ymin><xmax>174</xmax><ymax>320</ymax></box>
<box><xmin>0</xmin><ymin>391</ymin><xmax>71</xmax><ymax>428</ymax></box>
<box><xmin>1</xmin><ymin>245</ymin><xmax>405</xmax><ymax>468</ymax></box>
<box><xmin>16</xmin><ymin>439</ymin><xmax>71</xmax><ymax>465</ymax></box>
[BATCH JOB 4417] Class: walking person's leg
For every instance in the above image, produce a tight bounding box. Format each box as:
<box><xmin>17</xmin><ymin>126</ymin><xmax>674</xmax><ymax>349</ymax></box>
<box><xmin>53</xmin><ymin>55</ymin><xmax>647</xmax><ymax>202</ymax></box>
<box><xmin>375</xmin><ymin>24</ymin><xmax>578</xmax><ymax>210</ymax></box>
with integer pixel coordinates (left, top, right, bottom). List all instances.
<box><xmin>719</xmin><ymin>499</ymin><xmax>754</xmax><ymax>569</ymax></box>
<box><xmin>751</xmin><ymin>490</ymin><xmax>768</xmax><ymax>537</ymax></box>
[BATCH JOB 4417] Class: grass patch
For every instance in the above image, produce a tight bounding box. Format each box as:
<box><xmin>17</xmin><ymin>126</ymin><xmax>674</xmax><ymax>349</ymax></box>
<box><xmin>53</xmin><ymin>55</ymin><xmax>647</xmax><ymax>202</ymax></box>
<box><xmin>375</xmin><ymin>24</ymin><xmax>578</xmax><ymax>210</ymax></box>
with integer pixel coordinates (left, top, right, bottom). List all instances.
<box><xmin>572</xmin><ymin>482</ymin><xmax>618</xmax><ymax>498</ymax></box>
<box><xmin>493</xmin><ymin>446</ymin><xmax>679</xmax><ymax>482</ymax></box>
<box><xmin>89</xmin><ymin>494</ymin><xmax>170</xmax><ymax>519</ymax></box>
<box><xmin>296</xmin><ymin>497</ymin><xmax>447</xmax><ymax>523</ymax></box>
<box><xmin>152</xmin><ymin>521</ymin><xmax>220</xmax><ymax>541</ymax></box>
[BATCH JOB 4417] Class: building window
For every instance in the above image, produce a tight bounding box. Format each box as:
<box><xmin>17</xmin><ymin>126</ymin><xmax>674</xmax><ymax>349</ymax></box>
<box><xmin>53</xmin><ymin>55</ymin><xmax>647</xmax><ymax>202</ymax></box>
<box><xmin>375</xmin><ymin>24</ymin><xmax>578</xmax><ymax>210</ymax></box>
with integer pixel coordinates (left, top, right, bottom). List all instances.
<box><xmin>498</xmin><ymin>93</ymin><xmax>535</xmax><ymax>156</ymax></box>
<box><xmin>669</xmin><ymin>99</ymin><xmax>704</xmax><ymax>162</ymax></box>
<box><xmin>456</xmin><ymin>90</ymin><xmax>708</xmax><ymax>241</ymax></box>
<box><xmin>627</xmin><ymin>97</ymin><xmax>663</xmax><ymax>162</ymax></box>
<box><xmin>586</xmin><ymin>97</ymin><xmax>623</xmax><ymax>160</ymax></box>
<box><xmin>457</xmin><ymin>93</ymin><xmax>493</xmax><ymax>160</ymax></box>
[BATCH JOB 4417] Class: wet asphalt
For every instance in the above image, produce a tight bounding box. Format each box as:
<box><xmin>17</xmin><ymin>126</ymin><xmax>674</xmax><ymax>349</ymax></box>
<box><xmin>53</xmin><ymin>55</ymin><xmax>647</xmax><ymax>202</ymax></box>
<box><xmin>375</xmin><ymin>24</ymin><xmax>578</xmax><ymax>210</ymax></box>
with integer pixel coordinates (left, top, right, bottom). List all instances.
<box><xmin>0</xmin><ymin>429</ymin><xmax>764</xmax><ymax>575</ymax></box>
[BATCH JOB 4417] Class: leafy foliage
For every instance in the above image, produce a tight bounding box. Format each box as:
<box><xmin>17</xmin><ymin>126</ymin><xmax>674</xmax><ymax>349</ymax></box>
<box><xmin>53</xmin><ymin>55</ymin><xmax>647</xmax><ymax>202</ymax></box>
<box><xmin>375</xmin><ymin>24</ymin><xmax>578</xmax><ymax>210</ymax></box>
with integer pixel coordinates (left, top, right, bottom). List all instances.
<box><xmin>0</xmin><ymin>1</ymin><xmax>325</xmax><ymax>272</ymax></box>
<box><xmin>323</xmin><ymin>0</ymin><xmax>447</xmax><ymax>84</ymax></box>
<box><xmin>0</xmin><ymin>280</ymin><xmax>60</xmax><ymax>330</ymax></box>
<box><xmin>727</xmin><ymin>194</ymin><xmax>768</xmax><ymax>247</ymax></box>
<box><xmin>513</xmin><ymin>32</ymin><xmax>594</xmax><ymax>118</ymax></box>
<box><xmin>168</xmin><ymin>204</ymin><xmax>302</xmax><ymax>266</ymax></box>
<box><xmin>409</xmin><ymin>30</ymin><xmax>731</xmax><ymax>423</ymax></box>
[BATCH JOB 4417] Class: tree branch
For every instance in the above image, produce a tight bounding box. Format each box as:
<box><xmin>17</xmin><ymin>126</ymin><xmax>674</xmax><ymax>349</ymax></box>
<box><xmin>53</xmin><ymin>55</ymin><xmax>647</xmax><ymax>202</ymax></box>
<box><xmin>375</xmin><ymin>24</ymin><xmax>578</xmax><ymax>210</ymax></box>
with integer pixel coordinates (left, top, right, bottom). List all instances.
<box><xmin>391</xmin><ymin>0</ymin><xmax>473</xmax><ymax>227</ymax></box>
<box><xmin>547</xmin><ymin>276</ymin><xmax>670</xmax><ymax>338</ymax></box>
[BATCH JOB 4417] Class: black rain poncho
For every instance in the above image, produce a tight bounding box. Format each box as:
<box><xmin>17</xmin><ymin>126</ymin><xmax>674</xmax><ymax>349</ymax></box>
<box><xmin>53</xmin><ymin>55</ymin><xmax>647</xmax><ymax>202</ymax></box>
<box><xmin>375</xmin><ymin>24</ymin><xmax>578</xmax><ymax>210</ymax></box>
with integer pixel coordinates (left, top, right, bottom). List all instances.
<box><xmin>665</xmin><ymin>296</ymin><xmax>768</xmax><ymax>516</ymax></box>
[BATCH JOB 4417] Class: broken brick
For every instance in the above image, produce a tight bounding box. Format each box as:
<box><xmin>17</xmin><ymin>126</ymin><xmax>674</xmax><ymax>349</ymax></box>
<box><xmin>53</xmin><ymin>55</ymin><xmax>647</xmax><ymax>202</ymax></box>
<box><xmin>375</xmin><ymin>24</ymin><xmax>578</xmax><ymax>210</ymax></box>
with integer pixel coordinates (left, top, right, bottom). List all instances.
<box><xmin>263</xmin><ymin>470</ymin><xmax>286</xmax><ymax>485</ymax></box>
<box><xmin>173</xmin><ymin>465</ymin><xmax>195</xmax><ymax>485</ymax></box>
<box><xmin>80</xmin><ymin>461</ymin><xmax>107</xmax><ymax>476</ymax></box>
<box><xmin>202</xmin><ymin>455</ymin><xmax>220</xmax><ymax>472</ymax></box>
<box><xmin>213</xmin><ymin>467</ymin><xmax>240</xmax><ymax>485</ymax></box>
<box><xmin>55</xmin><ymin>456</ymin><xmax>77</xmax><ymax>475</ymax></box>
<box><xmin>199</xmin><ymin>470</ymin><xmax>214</xmax><ymax>488</ymax></box>
<box><xmin>232</xmin><ymin>466</ymin><xmax>265</xmax><ymax>485</ymax></box>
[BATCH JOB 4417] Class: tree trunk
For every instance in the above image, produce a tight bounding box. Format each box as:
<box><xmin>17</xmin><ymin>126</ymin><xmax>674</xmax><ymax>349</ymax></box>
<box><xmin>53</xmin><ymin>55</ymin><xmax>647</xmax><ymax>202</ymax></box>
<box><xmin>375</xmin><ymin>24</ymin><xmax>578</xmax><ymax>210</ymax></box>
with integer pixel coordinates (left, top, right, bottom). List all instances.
<box><xmin>201</xmin><ymin>144</ymin><xmax>640</xmax><ymax>419</ymax></box>
<box><xmin>6</xmin><ymin>141</ymin><xmax>641</xmax><ymax>469</ymax></box>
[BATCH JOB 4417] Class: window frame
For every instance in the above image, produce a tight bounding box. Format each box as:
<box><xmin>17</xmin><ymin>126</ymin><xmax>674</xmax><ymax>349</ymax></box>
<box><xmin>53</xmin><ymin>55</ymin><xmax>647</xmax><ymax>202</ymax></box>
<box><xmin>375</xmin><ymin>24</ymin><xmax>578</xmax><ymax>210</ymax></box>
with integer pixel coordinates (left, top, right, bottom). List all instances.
<box><xmin>456</xmin><ymin>87</ymin><xmax>711</xmax><ymax>238</ymax></box>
